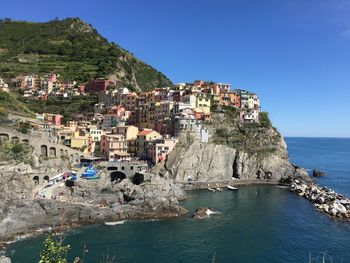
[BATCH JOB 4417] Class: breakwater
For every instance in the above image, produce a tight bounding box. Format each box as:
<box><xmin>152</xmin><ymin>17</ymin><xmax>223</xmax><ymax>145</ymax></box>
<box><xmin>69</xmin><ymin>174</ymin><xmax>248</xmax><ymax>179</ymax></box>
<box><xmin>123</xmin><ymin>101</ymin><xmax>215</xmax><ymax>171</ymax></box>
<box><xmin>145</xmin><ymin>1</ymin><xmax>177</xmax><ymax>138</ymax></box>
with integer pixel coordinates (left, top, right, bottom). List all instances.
<box><xmin>291</xmin><ymin>179</ymin><xmax>350</xmax><ymax>220</ymax></box>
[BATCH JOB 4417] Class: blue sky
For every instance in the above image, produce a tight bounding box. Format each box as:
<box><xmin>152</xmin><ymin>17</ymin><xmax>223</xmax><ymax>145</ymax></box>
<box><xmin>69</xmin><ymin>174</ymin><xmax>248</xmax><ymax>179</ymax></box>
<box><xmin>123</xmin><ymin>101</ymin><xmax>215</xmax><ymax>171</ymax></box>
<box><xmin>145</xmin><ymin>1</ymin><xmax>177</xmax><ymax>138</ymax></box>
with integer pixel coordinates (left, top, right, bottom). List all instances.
<box><xmin>1</xmin><ymin>0</ymin><xmax>350</xmax><ymax>137</ymax></box>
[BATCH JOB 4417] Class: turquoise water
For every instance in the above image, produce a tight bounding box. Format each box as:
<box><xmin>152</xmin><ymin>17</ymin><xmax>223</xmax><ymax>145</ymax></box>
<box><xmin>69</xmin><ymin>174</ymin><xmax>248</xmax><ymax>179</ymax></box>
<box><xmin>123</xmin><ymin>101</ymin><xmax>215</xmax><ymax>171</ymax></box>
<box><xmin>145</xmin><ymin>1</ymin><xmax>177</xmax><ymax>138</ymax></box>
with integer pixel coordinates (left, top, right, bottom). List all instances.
<box><xmin>5</xmin><ymin>138</ymin><xmax>350</xmax><ymax>262</ymax></box>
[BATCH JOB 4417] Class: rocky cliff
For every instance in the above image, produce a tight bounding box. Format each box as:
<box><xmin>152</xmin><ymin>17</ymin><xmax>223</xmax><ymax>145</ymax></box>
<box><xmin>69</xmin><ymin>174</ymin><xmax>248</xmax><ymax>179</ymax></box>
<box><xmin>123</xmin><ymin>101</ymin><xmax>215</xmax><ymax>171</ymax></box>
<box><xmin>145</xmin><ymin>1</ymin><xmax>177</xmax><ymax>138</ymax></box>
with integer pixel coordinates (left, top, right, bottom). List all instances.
<box><xmin>0</xmin><ymin>171</ymin><xmax>186</xmax><ymax>243</ymax></box>
<box><xmin>162</xmin><ymin>135</ymin><xmax>305</xmax><ymax>183</ymax></box>
<box><xmin>160</xmin><ymin>110</ymin><xmax>308</xmax><ymax>184</ymax></box>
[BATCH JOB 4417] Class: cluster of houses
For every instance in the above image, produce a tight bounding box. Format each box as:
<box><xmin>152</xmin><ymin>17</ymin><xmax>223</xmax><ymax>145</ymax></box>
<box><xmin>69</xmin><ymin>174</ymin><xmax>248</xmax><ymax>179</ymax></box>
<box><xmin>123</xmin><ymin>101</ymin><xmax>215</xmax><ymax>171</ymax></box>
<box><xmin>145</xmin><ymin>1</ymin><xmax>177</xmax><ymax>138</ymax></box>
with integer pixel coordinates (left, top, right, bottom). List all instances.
<box><xmin>6</xmin><ymin>74</ymin><xmax>84</xmax><ymax>100</ymax></box>
<box><xmin>1</xmin><ymin>75</ymin><xmax>261</xmax><ymax>164</ymax></box>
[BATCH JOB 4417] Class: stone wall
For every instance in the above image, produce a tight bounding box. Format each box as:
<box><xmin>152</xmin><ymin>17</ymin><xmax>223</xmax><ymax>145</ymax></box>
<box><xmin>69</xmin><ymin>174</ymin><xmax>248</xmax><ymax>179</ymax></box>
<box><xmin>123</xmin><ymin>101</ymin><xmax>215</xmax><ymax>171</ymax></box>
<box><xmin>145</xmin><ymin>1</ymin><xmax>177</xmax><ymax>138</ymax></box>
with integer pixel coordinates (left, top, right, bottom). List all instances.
<box><xmin>0</xmin><ymin>126</ymin><xmax>84</xmax><ymax>161</ymax></box>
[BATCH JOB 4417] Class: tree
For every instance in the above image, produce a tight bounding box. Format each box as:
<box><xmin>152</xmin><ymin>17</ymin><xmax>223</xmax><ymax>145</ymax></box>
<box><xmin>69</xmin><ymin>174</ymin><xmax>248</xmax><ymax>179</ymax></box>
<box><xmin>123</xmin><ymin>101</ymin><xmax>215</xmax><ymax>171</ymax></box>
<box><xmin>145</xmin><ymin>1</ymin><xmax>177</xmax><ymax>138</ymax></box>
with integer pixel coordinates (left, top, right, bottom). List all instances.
<box><xmin>39</xmin><ymin>235</ymin><xmax>70</xmax><ymax>263</ymax></box>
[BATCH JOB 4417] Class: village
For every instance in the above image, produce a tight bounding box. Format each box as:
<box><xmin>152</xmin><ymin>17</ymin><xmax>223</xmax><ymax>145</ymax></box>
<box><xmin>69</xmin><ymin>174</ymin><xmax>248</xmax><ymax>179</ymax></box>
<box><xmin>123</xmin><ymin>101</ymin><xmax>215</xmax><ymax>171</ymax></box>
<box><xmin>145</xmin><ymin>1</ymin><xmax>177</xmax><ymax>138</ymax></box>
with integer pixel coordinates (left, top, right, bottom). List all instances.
<box><xmin>0</xmin><ymin>74</ymin><xmax>261</xmax><ymax>165</ymax></box>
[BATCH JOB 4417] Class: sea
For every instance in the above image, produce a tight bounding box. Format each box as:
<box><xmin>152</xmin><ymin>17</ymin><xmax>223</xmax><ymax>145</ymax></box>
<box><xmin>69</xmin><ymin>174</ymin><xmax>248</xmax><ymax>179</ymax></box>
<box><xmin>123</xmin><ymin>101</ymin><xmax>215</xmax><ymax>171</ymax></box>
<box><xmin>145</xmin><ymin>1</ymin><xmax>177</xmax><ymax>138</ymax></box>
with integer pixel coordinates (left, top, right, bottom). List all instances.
<box><xmin>5</xmin><ymin>137</ymin><xmax>350</xmax><ymax>263</ymax></box>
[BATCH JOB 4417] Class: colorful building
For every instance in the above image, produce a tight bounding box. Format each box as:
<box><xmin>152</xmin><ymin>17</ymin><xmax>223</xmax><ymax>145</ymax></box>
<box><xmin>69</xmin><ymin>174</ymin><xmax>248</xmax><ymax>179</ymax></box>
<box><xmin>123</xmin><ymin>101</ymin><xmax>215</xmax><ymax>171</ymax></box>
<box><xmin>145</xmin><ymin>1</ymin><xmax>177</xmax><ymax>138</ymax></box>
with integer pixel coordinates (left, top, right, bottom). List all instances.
<box><xmin>85</xmin><ymin>78</ymin><xmax>114</xmax><ymax>93</ymax></box>
<box><xmin>148</xmin><ymin>138</ymin><xmax>179</xmax><ymax>164</ymax></box>
<box><xmin>100</xmin><ymin>134</ymin><xmax>129</xmax><ymax>160</ymax></box>
<box><xmin>136</xmin><ymin>129</ymin><xmax>162</xmax><ymax>158</ymax></box>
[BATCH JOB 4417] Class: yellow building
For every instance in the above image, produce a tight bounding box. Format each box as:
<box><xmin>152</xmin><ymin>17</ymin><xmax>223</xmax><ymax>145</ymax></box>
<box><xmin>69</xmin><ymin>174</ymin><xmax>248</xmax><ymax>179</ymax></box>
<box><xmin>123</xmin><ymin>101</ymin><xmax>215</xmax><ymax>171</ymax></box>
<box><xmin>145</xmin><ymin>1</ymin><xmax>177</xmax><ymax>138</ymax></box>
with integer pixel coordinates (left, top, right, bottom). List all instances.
<box><xmin>112</xmin><ymin>125</ymin><xmax>139</xmax><ymax>140</ymax></box>
<box><xmin>136</xmin><ymin>129</ymin><xmax>162</xmax><ymax>157</ymax></box>
<box><xmin>70</xmin><ymin>131</ymin><xmax>93</xmax><ymax>155</ymax></box>
<box><xmin>195</xmin><ymin>93</ymin><xmax>211</xmax><ymax>113</ymax></box>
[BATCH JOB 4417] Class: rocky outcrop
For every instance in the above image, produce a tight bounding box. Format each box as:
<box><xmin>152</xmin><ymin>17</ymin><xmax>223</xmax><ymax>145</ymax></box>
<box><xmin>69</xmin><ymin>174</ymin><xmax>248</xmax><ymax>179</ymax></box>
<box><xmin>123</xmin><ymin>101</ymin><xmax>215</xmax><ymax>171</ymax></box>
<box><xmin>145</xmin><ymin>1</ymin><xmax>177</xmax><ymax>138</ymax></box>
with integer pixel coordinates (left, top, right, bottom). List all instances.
<box><xmin>312</xmin><ymin>169</ymin><xmax>326</xmax><ymax>177</ymax></box>
<box><xmin>0</xmin><ymin>173</ymin><xmax>187</xmax><ymax>243</ymax></box>
<box><xmin>0</xmin><ymin>256</ymin><xmax>11</xmax><ymax>263</ymax></box>
<box><xmin>291</xmin><ymin>179</ymin><xmax>350</xmax><ymax>220</ymax></box>
<box><xmin>162</xmin><ymin>133</ymin><xmax>307</xmax><ymax>183</ymax></box>
<box><xmin>192</xmin><ymin>207</ymin><xmax>220</xmax><ymax>219</ymax></box>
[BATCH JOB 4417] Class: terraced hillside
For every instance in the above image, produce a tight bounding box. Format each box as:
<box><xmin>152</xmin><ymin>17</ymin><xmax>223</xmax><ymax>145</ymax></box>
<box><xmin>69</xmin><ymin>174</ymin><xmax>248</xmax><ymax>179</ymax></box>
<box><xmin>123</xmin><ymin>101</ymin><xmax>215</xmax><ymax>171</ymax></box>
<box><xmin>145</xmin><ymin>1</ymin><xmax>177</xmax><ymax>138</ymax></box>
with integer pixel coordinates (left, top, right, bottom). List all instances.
<box><xmin>0</xmin><ymin>18</ymin><xmax>172</xmax><ymax>91</ymax></box>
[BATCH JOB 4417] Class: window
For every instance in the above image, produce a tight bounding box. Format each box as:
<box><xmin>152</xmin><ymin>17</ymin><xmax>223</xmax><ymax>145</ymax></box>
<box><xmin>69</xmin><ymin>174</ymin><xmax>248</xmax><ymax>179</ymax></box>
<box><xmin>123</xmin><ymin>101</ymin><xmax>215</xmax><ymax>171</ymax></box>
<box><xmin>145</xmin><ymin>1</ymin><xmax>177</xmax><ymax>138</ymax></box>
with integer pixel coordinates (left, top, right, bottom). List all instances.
<box><xmin>121</xmin><ymin>166</ymin><xmax>125</xmax><ymax>170</ymax></box>
<box><xmin>130</xmin><ymin>166</ymin><xmax>133</xmax><ymax>170</ymax></box>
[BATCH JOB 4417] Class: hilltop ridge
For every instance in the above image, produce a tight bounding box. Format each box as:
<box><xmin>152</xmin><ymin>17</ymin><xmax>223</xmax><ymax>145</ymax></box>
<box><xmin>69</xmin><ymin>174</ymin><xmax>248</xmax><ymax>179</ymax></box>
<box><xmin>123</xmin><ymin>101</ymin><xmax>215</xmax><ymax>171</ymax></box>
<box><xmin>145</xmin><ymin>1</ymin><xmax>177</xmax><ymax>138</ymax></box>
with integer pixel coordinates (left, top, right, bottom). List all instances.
<box><xmin>0</xmin><ymin>17</ymin><xmax>172</xmax><ymax>91</ymax></box>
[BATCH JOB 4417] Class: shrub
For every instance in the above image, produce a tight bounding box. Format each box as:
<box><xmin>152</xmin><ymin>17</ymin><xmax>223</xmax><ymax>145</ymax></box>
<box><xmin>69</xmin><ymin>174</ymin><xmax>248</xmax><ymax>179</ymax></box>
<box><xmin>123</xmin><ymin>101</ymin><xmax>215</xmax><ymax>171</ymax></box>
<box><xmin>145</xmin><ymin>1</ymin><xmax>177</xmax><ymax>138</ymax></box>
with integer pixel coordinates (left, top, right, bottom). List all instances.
<box><xmin>39</xmin><ymin>235</ymin><xmax>70</xmax><ymax>263</ymax></box>
<box><xmin>259</xmin><ymin>112</ymin><xmax>272</xmax><ymax>128</ymax></box>
<box><xmin>11</xmin><ymin>143</ymin><xmax>24</xmax><ymax>154</ymax></box>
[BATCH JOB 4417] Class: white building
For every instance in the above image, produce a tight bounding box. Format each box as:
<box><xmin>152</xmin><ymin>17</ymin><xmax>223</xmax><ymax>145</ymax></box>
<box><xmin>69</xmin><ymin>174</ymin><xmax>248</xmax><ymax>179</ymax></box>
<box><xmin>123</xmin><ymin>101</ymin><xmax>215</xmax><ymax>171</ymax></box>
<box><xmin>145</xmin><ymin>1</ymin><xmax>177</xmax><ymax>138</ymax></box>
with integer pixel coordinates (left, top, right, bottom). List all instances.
<box><xmin>240</xmin><ymin>109</ymin><xmax>259</xmax><ymax>123</ymax></box>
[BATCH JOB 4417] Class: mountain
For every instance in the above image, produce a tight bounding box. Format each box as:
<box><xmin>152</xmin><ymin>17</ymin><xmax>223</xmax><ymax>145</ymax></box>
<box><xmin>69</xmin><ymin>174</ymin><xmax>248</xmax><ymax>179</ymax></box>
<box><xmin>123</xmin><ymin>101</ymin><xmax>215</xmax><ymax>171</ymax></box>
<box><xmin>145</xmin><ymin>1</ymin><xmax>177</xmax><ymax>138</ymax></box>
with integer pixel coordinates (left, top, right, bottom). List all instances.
<box><xmin>0</xmin><ymin>17</ymin><xmax>172</xmax><ymax>92</ymax></box>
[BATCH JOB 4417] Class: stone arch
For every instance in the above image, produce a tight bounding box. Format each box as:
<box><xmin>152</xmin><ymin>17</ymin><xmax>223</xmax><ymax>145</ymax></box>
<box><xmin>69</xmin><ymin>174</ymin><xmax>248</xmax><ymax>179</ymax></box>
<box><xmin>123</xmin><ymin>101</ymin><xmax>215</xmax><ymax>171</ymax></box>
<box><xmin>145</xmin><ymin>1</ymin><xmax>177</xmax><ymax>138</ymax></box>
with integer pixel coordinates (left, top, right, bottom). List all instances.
<box><xmin>0</xmin><ymin>133</ymin><xmax>9</xmax><ymax>141</ymax></box>
<box><xmin>59</xmin><ymin>149</ymin><xmax>64</xmax><ymax>156</ymax></box>
<box><xmin>11</xmin><ymin>136</ymin><xmax>19</xmax><ymax>143</ymax></box>
<box><xmin>44</xmin><ymin>175</ymin><xmax>49</xmax><ymax>182</ymax></box>
<box><xmin>111</xmin><ymin>171</ymin><xmax>126</xmax><ymax>182</ymax></box>
<box><xmin>49</xmin><ymin>147</ymin><xmax>56</xmax><ymax>157</ymax></box>
<box><xmin>41</xmin><ymin>145</ymin><xmax>48</xmax><ymax>157</ymax></box>
<box><xmin>33</xmin><ymin>176</ymin><xmax>39</xmax><ymax>184</ymax></box>
<box><xmin>22</xmin><ymin>139</ymin><xmax>29</xmax><ymax>144</ymax></box>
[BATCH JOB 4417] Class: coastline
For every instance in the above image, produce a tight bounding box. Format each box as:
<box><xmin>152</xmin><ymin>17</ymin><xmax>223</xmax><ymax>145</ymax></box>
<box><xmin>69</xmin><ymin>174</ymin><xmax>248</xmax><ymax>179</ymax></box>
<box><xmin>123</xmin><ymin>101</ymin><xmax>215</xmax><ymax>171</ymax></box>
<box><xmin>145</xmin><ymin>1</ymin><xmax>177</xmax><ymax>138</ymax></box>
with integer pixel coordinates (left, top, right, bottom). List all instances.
<box><xmin>178</xmin><ymin>179</ymin><xmax>283</xmax><ymax>190</ymax></box>
<box><xmin>0</xmin><ymin>205</ymin><xmax>188</xmax><ymax>251</ymax></box>
<box><xmin>0</xmin><ymin>179</ymin><xmax>284</xmax><ymax>251</ymax></box>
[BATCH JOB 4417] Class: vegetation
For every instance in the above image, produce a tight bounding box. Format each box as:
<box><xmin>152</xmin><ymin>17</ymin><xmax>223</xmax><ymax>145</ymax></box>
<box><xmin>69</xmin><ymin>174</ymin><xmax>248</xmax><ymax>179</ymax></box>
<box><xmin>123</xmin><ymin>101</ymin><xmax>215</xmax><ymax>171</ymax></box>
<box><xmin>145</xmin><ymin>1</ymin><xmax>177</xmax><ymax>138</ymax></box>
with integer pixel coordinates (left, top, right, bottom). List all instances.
<box><xmin>39</xmin><ymin>235</ymin><xmax>70</xmax><ymax>263</ymax></box>
<box><xmin>20</xmin><ymin>95</ymin><xmax>98</xmax><ymax>123</ymax></box>
<box><xmin>39</xmin><ymin>234</ymin><xmax>115</xmax><ymax>263</ymax></box>
<box><xmin>0</xmin><ymin>91</ymin><xmax>34</xmax><ymax>120</ymax></box>
<box><xmin>0</xmin><ymin>18</ymin><xmax>172</xmax><ymax>91</ymax></box>
<box><xmin>209</xmin><ymin>106</ymin><xmax>280</xmax><ymax>153</ymax></box>
<box><xmin>259</xmin><ymin>112</ymin><xmax>272</xmax><ymax>128</ymax></box>
<box><xmin>0</xmin><ymin>140</ymin><xmax>31</xmax><ymax>162</ymax></box>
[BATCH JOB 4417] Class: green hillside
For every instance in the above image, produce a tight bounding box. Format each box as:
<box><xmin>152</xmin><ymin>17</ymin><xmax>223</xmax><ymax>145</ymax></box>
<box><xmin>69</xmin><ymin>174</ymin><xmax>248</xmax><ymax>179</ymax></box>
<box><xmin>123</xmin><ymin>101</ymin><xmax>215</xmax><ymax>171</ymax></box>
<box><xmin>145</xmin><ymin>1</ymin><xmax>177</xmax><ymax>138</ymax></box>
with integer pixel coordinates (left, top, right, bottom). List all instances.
<box><xmin>0</xmin><ymin>18</ymin><xmax>172</xmax><ymax>91</ymax></box>
<box><xmin>0</xmin><ymin>91</ymin><xmax>34</xmax><ymax>120</ymax></box>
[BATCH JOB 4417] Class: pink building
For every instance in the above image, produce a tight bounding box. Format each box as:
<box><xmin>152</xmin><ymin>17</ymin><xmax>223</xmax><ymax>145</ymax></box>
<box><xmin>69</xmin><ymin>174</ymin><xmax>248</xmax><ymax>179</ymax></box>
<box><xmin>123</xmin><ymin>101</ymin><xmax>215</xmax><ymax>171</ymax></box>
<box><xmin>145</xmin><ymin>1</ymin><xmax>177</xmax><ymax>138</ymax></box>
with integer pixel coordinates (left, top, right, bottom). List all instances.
<box><xmin>48</xmin><ymin>74</ymin><xmax>57</xmax><ymax>82</ymax></box>
<box><xmin>108</xmin><ymin>105</ymin><xmax>126</xmax><ymax>117</ymax></box>
<box><xmin>100</xmin><ymin>134</ymin><xmax>129</xmax><ymax>160</ymax></box>
<box><xmin>148</xmin><ymin>138</ymin><xmax>178</xmax><ymax>164</ymax></box>
<box><xmin>44</xmin><ymin>113</ymin><xmax>63</xmax><ymax>127</ymax></box>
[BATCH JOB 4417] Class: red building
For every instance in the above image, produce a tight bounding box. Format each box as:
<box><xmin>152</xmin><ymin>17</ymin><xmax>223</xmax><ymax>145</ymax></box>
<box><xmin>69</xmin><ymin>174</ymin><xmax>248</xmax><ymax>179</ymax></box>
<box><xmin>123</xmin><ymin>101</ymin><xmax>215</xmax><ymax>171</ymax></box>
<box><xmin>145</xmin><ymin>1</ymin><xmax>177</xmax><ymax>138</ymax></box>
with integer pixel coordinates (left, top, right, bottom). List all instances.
<box><xmin>85</xmin><ymin>79</ymin><xmax>114</xmax><ymax>93</ymax></box>
<box><xmin>220</xmin><ymin>92</ymin><xmax>240</xmax><ymax>108</ymax></box>
<box><xmin>78</xmin><ymin>85</ymin><xmax>85</xmax><ymax>93</ymax></box>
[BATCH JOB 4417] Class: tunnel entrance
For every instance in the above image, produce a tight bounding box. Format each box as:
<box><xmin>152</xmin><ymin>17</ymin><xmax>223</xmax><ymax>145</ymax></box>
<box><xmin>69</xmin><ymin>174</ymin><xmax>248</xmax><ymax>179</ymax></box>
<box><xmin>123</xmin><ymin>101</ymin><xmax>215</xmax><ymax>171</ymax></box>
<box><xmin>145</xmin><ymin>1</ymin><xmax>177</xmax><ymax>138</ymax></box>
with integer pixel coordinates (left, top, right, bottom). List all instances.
<box><xmin>33</xmin><ymin>176</ymin><xmax>39</xmax><ymax>184</ymax></box>
<box><xmin>111</xmin><ymin>171</ymin><xmax>126</xmax><ymax>182</ymax></box>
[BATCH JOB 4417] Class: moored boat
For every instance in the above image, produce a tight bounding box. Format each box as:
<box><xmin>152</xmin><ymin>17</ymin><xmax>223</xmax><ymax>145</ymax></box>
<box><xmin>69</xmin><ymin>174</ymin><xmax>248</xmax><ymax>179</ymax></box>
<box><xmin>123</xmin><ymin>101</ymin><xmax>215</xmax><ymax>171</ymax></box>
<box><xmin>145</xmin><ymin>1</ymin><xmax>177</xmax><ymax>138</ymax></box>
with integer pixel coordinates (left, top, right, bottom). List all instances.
<box><xmin>104</xmin><ymin>221</ymin><xmax>125</xmax><ymax>226</ymax></box>
<box><xmin>227</xmin><ymin>185</ymin><xmax>238</xmax><ymax>190</ymax></box>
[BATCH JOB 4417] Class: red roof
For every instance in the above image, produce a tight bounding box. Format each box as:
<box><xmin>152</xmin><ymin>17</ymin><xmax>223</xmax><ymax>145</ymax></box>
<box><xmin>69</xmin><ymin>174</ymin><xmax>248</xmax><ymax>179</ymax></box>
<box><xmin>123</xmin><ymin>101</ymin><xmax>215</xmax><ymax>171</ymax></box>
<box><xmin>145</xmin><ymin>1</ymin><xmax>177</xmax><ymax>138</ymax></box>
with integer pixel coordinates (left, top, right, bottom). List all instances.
<box><xmin>138</xmin><ymin>130</ymin><xmax>153</xmax><ymax>136</ymax></box>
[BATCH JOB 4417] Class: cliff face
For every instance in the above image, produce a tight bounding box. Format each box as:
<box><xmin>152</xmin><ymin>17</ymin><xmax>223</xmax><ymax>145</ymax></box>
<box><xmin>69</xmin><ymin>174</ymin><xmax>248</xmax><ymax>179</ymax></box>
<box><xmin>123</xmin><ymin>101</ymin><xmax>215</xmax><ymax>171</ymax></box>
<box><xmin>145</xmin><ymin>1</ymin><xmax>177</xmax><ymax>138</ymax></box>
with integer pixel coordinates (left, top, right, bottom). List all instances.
<box><xmin>162</xmin><ymin>125</ymin><xmax>307</xmax><ymax>183</ymax></box>
<box><xmin>0</xmin><ymin>171</ymin><xmax>187</xmax><ymax>242</ymax></box>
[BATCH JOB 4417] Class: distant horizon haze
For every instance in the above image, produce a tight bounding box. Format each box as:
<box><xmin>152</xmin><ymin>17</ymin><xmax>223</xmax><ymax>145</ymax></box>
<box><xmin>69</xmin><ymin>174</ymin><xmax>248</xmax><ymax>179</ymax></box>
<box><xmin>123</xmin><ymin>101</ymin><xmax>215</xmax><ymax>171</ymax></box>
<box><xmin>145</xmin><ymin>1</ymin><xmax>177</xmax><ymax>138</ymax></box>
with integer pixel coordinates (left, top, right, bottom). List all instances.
<box><xmin>1</xmin><ymin>0</ymin><xmax>350</xmax><ymax>137</ymax></box>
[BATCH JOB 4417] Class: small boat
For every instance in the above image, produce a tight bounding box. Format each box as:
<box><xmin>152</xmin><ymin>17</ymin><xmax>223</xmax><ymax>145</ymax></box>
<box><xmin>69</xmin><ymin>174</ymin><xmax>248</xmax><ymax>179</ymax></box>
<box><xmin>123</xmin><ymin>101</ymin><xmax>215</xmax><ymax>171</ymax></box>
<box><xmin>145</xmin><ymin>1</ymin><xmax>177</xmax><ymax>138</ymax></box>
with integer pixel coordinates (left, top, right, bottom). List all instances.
<box><xmin>104</xmin><ymin>221</ymin><xmax>125</xmax><ymax>226</ymax></box>
<box><xmin>276</xmin><ymin>185</ymin><xmax>289</xmax><ymax>189</ymax></box>
<box><xmin>216</xmin><ymin>188</ymin><xmax>223</xmax><ymax>192</ymax></box>
<box><xmin>227</xmin><ymin>185</ymin><xmax>238</xmax><ymax>190</ymax></box>
<box><xmin>208</xmin><ymin>188</ymin><xmax>216</xmax><ymax>192</ymax></box>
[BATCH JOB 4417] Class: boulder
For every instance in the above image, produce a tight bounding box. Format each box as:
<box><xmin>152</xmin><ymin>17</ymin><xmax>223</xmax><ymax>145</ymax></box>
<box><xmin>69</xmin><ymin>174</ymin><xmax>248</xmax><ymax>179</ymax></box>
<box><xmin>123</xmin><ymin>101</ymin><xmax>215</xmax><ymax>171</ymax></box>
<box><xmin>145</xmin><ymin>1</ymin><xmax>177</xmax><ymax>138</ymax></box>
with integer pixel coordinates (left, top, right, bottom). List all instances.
<box><xmin>0</xmin><ymin>256</ymin><xmax>11</xmax><ymax>263</ymax></box>
<box><xmin>312</xmin><ymin>169</ymin><xmax>326</xmax><ymax>177</ymax></box>
<box><xmin>193</xmin><ymin>208</ymin><xmax>210</xmax><ymax>219</ymax></box>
